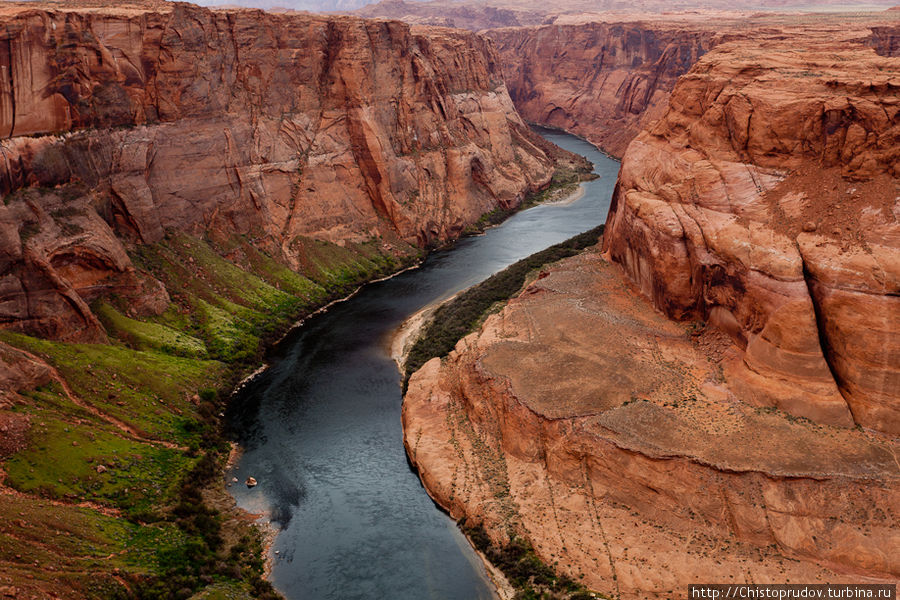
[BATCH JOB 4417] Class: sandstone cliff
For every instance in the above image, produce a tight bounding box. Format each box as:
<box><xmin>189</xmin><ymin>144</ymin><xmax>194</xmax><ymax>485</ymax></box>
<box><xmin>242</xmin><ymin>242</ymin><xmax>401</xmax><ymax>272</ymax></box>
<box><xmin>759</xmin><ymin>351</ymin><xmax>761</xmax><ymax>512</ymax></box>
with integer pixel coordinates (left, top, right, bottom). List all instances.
<box><xmin>0</xmin><ymin>1</ymin><xmax>554</xmax><ymax>343</ymax></box>
<box><xmin>603</xmin><ymin>27</ymin><xmax>900</xmax><ymax>434</ymax></box>
<box><xmin>484</xmin><ymin>22</ymin><xmax>715</xmax><ymax>157</ymax></box>
<box><xmin>870</xmin><ymin>23</ymin><xmax>900</xmax><ymax>55</ymax></box>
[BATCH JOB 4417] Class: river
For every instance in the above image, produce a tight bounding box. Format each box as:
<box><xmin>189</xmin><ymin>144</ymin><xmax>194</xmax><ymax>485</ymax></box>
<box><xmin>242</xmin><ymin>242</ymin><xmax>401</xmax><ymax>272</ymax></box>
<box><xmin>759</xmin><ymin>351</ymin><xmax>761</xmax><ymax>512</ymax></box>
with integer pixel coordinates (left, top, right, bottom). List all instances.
<box><xmin>226</xmin><ymin>128</ymin><xmax>620</xmax><ymax>600</ymax></box>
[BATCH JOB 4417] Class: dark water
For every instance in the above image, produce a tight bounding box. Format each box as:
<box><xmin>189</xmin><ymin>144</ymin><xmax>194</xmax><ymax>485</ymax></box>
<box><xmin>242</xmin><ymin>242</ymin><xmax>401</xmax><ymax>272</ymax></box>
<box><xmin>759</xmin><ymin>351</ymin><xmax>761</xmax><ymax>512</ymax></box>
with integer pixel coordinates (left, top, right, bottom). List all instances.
<box><xmin>226</xmin><ymin>128</ymin><xmax>619</xmax><ymax>600</ymax></box>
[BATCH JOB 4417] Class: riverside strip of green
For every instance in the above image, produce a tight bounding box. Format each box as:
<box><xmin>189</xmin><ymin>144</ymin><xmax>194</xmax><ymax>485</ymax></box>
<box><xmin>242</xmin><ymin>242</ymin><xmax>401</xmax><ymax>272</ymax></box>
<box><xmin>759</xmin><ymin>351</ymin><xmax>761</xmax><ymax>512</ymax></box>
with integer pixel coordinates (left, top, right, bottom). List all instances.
<box><xmin>403</xmin><ymin>225</ymin><xmax>605</xmax><ymax>388</ymax></box>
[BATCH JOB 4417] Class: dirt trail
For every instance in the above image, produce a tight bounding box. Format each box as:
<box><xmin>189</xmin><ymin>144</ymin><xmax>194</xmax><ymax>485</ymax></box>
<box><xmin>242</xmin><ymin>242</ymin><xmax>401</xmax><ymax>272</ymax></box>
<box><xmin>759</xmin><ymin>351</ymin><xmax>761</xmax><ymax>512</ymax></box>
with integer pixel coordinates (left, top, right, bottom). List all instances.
<box><xmin>8</xmin><ymin>346</ymin><xmax>186</xmax><ymax>451</ymax></box>
<box><xmin>0</xmin><ymin>465</ymin><xmax>123</xmax><ymax>518</ymax></box>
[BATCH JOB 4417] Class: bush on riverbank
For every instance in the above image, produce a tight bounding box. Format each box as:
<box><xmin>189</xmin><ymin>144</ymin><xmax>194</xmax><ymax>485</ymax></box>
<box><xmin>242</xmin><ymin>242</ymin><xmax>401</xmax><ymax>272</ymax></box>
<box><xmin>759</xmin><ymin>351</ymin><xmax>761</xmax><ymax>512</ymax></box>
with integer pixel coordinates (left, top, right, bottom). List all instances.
<box><xmin>462</xmin><ymin>166</ymin><xmax>594</xmax><ymax>238</ymax></box>
<box><xmin>462</xmin><ymin>520</ymin><xmax>601</xmax><ymax>600</ymax></box>
<box><xmin>403</xmin><ymin>225</ymin><xmax>605</xmax><ymax>387</ymax></box>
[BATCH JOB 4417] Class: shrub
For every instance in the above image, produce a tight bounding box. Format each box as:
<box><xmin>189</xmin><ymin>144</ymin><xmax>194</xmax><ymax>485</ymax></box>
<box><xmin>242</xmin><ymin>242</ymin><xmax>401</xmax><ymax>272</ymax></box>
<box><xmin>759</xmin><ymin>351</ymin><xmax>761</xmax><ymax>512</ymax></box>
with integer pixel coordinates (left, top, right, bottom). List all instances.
<box><xmin>461</xmin><ymin>519</ymin><xmax>594</xmax><ymax>599</ymax></box>
<box><xmin>404</xmin><ymin>225</ymin><xmax>604</xmax><ymax>386</ymax></box>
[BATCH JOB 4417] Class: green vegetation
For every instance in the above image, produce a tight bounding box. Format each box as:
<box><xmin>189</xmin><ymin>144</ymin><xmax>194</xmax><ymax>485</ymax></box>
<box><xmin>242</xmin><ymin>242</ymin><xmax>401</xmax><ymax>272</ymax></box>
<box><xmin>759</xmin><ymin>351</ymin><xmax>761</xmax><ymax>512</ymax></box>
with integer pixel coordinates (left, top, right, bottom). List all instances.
<box><xmin>4</xmin><ymin>406</ymin><xmax>193</xmax><ymax>516</ymax></box>
<box><xmin>462</xmin><ymin>520</ymin><xmax>601</xmax><ymax>600</ymax></box>
<box><xmin>0</xmin><ymin>492</ymin><xmax>189</xmax><ymax>598</ymax></box>
<box><xmin>130</xmin><ymin>233</ymin><xmax>417</xmax><ymax>366</ymax></box>
<box><xmin>0</xmin><ymin>330</ymin><xmax>224</xmax><ymax>445</ymax></box>
<box><xmin>289</xmin><ymin>235</ymin><xmax>410</xmax><ymax>294</ymax></box>
<box><xmin>132</xmin><ymin>427</ymin><xmax>279</xmax><ymax>600</ymax></box>
<box><xmin>95</xmin><ymin>302</ymin><xmax>208</xmax><ymax>358</ymax></box>
<box><xmin>131</xmin><ymin>233</ymin><xmax>319</xmax><ymax>365</ymax></box>
<box><xmin>0</xmin><ymin>230</ymin><xmax>419</xmax><ymax>598</ymax></box>
<box><xmin>404</xmin><ymin>225</ymin><xmax>605</xmax><ymax>385</ymax></box>
<box><xmin>464</xmin><ymin>166</ymin><xmax>592</xmax><ymax>236</ymax></box>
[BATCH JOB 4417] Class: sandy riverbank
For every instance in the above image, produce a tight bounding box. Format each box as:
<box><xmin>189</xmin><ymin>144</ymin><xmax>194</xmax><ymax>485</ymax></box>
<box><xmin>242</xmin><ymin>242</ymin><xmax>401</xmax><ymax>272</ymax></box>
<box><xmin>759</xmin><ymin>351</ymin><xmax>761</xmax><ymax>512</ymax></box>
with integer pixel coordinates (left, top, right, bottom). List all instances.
<box><xmin>543</xmin><ymin>181</ymin><xmax>585</xmax><ymax>206</ymax></box>
<box><xmin>389</xmin><ymin>290</ymin><xmax>456</xmax><ymax>374</ymax></box>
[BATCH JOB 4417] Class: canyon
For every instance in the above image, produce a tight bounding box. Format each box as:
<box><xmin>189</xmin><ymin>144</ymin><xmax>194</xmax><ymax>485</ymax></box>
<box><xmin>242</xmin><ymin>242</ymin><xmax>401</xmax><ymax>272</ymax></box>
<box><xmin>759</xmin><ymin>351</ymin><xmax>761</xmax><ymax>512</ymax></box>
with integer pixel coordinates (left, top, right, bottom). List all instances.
<box><xmin>484</xmin><ymin>20</ymin><xmax>716</xmax><ymax>157</ymax></box>
<box><xmin>0</xmin><ymin>1</ymin><xmax>565</xmax><ymax>597</ymax></box>
<box><xmin>403</xmin><ymin>10</ymin><xmax>900</xmax><ymax>600</ymax></box>
<box><xmin>0</xmin><ymin>0</ymin><xmax>556</xmax><ymax>344</ymax></box>
<box><xmin>0</xmin><ymin>0</ymin><xmax>897</xmax><ymax>598</ymax></box>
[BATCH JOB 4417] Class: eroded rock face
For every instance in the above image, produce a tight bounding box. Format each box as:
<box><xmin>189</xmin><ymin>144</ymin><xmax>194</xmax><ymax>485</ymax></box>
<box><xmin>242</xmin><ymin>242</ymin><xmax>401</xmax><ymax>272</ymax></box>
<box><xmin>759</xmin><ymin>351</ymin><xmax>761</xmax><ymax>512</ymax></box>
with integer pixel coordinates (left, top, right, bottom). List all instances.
<box><xmin>404</xmin><ymin>250</ymin><xmax>900</xmax><ymax>599</ymax></box>
<box><xmin>485</xmin><ymin>22</ymin><xmax>714</xmax><ymax>157</ymax></box>
<box><xmin>603</xmin><ymin>30</ymin><xmax>900</xmax><ymax>433</ymax></box>
<box><xmin>0</xmin><ymin>2</ymin><xmax>553</xmax><ymax>341</ymax></box>
<box><xmin>870</xmin><ymin>23</ymin><xmax>900</xmax><ymax>56</ymax></box>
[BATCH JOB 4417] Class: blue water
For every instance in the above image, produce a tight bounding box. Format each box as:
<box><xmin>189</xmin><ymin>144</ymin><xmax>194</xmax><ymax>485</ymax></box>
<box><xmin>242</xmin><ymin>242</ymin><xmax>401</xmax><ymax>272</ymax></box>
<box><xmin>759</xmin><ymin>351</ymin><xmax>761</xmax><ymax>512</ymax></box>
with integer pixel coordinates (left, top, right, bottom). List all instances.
<box><xmin>226</xmin><ymin>128</ymin><xmax>619</xmax><ymax>599</ymax></box>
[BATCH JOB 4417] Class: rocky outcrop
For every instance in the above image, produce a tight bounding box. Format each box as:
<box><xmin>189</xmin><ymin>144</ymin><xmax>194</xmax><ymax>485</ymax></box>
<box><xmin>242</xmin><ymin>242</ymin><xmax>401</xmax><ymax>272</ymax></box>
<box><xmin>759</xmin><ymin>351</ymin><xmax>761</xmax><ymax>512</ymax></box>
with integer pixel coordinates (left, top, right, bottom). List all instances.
<box><xmin>0</xmin><ymin>1</ymin><xmax>554</xmax><ymax>342</ymax></box>
<box><xmin>404</xmin><ymin>250</ymin><xmax>900</xmax><ymax>599</ymax></box>
<box><xmin>870</xmin><ymin>23</ymin><xmax>900</xmax><ymax>55</ymax></box>
<box><xmin>484</xmin><ymin>22</ymin><xmax>715</xmax><ymax>157</ymax></box>
<box><xmin>603</xmin><ymin>29</ymin><xmax>900</xmax><ymax>434</ymax></box>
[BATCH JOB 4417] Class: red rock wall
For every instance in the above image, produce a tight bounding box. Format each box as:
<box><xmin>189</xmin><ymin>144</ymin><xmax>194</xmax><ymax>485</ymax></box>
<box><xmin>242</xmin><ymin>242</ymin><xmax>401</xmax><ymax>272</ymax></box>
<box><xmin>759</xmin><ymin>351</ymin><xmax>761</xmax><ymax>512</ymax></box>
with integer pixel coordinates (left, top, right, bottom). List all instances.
<box><xmin>404</xmin><ymin>347</ymin><xmax>899</xmax><ymax>598</ymax></box>
<box><xmin>0</xmin><ymin>3</ymin><xmax>554</xmax><ymax>342</ymax></box>
<box><xmin>402</xmin><ymin>248</ymin><xmax>899</xmax><ymax>596</ymax></box>
<box><xmin>603</xmin><ymin>31</ymin><xmax>900</xmax><ymax>433</ymax></box>
<box><xmin>484</xmin><ymin>22</ymin><xmax>714</xmax><ymax>157</ymax></box>
<box><xmin>870</xmin><ymin>24</ymin><xmax>900</xmax><ymax>55</ymax></box>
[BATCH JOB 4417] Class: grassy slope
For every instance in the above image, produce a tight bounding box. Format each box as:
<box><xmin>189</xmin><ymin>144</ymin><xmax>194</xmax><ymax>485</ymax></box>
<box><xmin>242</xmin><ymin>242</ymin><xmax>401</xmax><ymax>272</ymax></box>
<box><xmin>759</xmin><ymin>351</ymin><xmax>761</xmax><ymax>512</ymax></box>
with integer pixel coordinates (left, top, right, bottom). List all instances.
<box><xmin>0</xmin><ymin>231</ymin><xmax>418</xmax><ymax>600</ymax></box>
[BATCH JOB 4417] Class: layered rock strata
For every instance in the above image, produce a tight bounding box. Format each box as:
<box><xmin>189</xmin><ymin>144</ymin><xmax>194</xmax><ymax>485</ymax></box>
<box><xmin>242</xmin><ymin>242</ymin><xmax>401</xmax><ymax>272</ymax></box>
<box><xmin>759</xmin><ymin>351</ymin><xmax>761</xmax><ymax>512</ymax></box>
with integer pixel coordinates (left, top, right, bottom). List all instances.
<box><xmin>0</xmin><ymin>1</ymin><xmax>554</xmax><ymax>343</ymax></box>
<box><xmin>486</xmin><ymin>14</ymin><xmax>900</xmax><ymax>159</ymax></box>
<box><xmin>485</xmin><ymin>22</ymin><xmax>715</xmax><ymax>156</ymax></box>
<box><xmin>603</xmin><ymin>29</ymin><xmax>900</xmax><ymax>434</ymax></box>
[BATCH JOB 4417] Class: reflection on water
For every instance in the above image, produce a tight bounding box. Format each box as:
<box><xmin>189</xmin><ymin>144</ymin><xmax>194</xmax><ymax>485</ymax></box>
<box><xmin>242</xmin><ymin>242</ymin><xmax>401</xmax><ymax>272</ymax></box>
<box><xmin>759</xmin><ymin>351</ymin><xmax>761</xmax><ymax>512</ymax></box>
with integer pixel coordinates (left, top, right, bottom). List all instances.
<box><xmin>226</xmin><ymin>128</ymin><xmax>619</xmax><ymax>600</ymax></box>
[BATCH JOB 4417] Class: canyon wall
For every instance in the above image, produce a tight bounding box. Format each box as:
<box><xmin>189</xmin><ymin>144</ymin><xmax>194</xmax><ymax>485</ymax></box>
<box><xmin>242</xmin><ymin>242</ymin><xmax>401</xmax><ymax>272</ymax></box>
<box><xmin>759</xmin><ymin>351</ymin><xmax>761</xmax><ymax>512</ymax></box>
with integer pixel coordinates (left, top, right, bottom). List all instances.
<box><xmin>405</xmin><ymin>250</ymin><xmax>899</xmax><ymax>598</ymax></box>
<box><xmin>870</xmin><ymin>23</ymin><xmax>900</xmax><ymax>55</ymax></box>
<box><xmin>603</xmin><ymin>28</ymin><xmax>900</xmax><ymax>434</ymax></box>
<box><xmin>0</xmin><ymin>1</ymin><xmax>555</xmax><ymax>344</ymax></box>
<box><xmin>484</xmin><ymin>22</ymin><xmax>715</xmax><ymax>156</ymax></box>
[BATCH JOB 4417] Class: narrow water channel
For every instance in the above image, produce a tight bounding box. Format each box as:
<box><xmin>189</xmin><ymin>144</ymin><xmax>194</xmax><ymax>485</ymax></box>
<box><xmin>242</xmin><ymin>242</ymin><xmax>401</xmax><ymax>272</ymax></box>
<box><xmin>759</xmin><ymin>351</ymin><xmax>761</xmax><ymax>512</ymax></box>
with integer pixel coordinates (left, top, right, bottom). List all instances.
<box><xmin>226</xmin><ymin>129</ymin><xmax>620</xmax><ymax>600</ymax></box>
